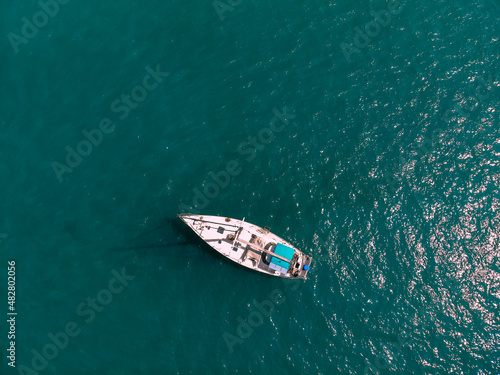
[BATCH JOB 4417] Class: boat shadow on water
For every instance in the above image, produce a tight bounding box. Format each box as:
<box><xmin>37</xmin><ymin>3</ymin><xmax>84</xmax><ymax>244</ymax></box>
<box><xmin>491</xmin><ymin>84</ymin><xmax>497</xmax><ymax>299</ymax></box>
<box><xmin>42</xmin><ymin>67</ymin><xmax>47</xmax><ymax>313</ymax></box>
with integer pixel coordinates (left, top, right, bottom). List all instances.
<box><xmin>112</xmin><ymin>218</ymin><xmax>195</xmax><ymax>253</ymax></box>
<box><xmin>113</xmin><ymin>216</ymin><xmax>292</xmax><ymax>277</ymax></box>
<box><xmin>112</xmin><ymin>217</ymin><xmax>228</xmax><ymax>258</ymax></box>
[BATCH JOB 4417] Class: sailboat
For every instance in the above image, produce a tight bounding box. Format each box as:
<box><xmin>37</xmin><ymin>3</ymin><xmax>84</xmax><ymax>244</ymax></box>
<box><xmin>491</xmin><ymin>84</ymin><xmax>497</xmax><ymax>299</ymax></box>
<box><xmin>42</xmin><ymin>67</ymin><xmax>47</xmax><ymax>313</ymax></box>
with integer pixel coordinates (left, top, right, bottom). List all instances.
<box><xmin>178</xmin><ymin>214</ymin><xmax>312</xmax><ymax>279</ymax></box>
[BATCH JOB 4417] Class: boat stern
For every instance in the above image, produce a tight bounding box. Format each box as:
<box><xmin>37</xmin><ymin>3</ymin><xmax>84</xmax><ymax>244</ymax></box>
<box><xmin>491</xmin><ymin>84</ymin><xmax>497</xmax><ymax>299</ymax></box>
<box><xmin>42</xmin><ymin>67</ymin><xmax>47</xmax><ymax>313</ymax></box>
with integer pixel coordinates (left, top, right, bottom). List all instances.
<box><xmin>290</xmin><ymin>252</ymin><xmax>312</xmax><ymax>280</ymax></box>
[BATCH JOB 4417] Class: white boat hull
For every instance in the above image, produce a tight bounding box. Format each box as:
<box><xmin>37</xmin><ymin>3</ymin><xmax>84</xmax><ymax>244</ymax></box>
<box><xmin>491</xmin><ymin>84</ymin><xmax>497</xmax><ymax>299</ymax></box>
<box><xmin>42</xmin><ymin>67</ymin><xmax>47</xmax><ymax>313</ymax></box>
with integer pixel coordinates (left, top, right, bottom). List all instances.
<box><xmin>178</xmin><ymin>214</ymin><xmax>312</xmax><ymax>279</ymax></box>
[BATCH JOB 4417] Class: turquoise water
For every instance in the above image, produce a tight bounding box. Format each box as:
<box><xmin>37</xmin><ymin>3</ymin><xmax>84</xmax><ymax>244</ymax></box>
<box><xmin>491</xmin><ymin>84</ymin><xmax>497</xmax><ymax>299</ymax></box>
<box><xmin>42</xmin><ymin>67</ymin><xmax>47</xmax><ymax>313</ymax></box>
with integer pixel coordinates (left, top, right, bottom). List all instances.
<box><xmin>2</xmin><ymin>0</ymin><xmax>500</xmax><ymax>373</ymax></box>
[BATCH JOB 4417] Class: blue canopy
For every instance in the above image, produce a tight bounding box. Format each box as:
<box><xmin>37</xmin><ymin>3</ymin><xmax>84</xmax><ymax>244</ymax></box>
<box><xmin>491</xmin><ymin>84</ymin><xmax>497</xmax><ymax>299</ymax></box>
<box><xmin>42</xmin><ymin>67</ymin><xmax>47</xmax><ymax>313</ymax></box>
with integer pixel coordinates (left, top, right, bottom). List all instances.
<box><xmin>270</xmin><ymin>243</ymin><xmax>295</xmax><ymax>269</ymax></box>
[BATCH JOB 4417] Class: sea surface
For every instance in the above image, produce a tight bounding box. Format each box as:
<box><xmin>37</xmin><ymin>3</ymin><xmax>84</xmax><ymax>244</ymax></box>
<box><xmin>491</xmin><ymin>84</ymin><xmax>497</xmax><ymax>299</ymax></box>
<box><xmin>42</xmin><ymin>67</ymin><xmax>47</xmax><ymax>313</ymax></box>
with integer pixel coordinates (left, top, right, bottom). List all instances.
<box><xmin>2</xmin><ymin>0</ymin><xmax>500</xmax><ymax>374</ymax></box>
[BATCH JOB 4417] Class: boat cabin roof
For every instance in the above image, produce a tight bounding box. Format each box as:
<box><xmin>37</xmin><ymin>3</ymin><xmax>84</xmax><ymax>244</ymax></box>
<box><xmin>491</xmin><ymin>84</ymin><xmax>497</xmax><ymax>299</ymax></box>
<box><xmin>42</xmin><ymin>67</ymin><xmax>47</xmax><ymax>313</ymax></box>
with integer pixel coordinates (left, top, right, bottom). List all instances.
<box><xmin>270</xmin><ymin>243</ymin><xmax>295</xmax><ymax>268</ymax></box>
